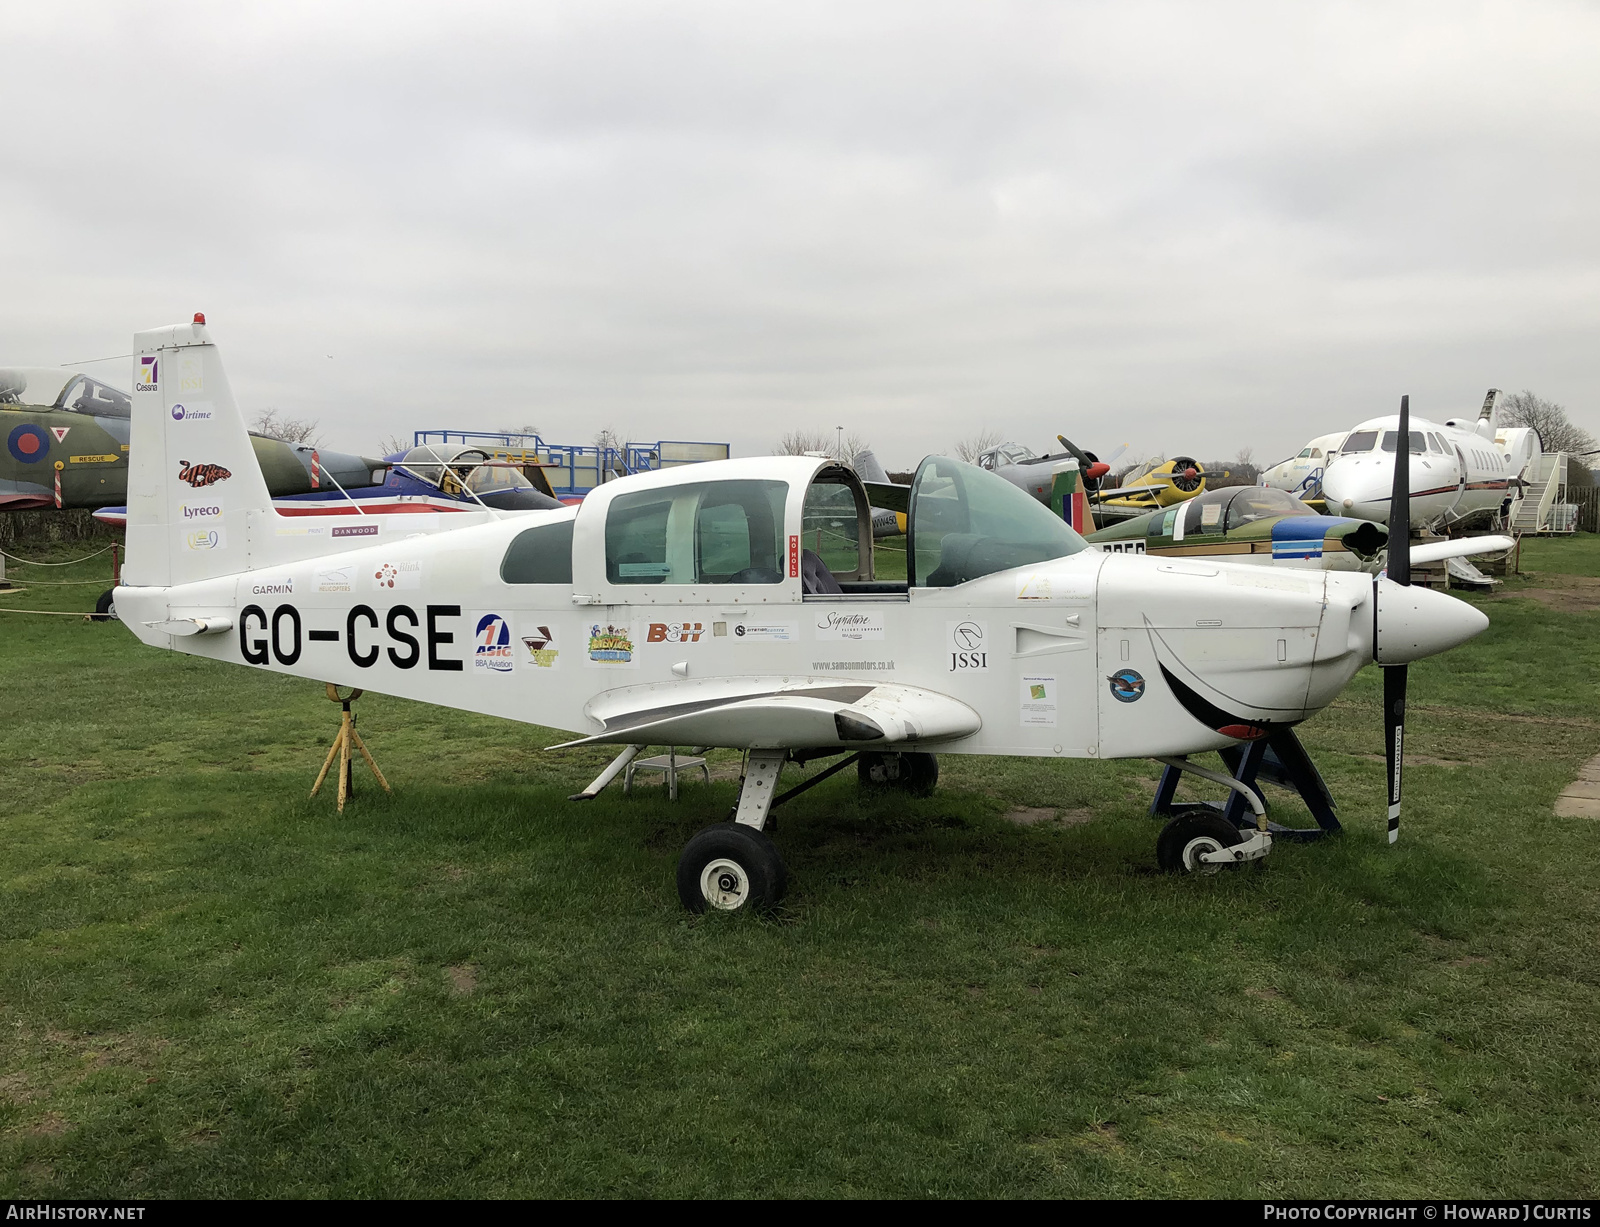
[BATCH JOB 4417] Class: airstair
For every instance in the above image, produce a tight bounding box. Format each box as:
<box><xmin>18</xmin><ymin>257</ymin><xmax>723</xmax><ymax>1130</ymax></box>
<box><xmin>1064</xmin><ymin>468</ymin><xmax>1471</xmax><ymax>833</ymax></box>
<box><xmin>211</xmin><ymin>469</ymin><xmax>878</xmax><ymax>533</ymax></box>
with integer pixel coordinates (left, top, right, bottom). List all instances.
<box><xmin>1510</xmin><ymin>453</ymin><xmax>1569</xmax><ymax>535</ymax></box>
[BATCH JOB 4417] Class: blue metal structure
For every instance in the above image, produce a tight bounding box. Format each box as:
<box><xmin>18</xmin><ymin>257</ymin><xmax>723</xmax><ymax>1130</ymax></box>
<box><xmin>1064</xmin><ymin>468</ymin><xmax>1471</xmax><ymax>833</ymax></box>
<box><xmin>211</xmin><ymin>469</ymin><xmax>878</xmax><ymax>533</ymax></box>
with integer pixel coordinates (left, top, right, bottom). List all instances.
<box><xmin>413</xmin><ymin>430</ymin><xmax>731</xmax><ymax>497</ymax></box>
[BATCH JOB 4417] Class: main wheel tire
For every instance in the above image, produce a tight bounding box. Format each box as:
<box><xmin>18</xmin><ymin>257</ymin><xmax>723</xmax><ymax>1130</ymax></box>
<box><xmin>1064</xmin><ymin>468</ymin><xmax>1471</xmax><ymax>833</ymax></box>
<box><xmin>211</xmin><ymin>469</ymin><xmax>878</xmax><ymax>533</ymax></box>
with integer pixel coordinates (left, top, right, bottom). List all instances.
<box><xmin>677</xmin><ymin>823</ymin><xmax>787</xmax><ymax>914</ymax></box>
<box><xmin>91</xmin><ymin>588</ymin><xmax>118</xmax><ymax>623</ymax></box>
<box><xmin>1157</xmin><ymin>808</ymin><xmax>1246</xmax><ymax>875</ymax></box>
<box><xmin>857</xmin><ymin>751</ymin><xmax>939</xmax><ymax>796</ymax></box>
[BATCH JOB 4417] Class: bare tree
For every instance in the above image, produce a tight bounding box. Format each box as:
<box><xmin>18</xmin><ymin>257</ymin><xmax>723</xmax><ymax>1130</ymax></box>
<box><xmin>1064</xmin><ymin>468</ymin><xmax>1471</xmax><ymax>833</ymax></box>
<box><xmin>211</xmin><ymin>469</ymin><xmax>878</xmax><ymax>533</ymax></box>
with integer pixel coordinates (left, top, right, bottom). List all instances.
<box><xmin>251</xmin><ymin>407</ymin><xmax>321</xmax><ymax>445</ymax></box>
<box><xmin>376</xmin><ymin>433</ymin><xmax>409</xmax><ymax>458</ymax></box>
<box><xmin>1499</xmin><ymin>391</ymin><xmax>1598</xmax><ymax>456</ymax></box>
<box><xmin>950</xmin><ymin>428</ymin><xmax>1003</xmax><ymax>463</ymax></box>
<box><xmin>774</xmin><ymin>428</ymin><xmax>868</xmax><ymax>459</ymax></box>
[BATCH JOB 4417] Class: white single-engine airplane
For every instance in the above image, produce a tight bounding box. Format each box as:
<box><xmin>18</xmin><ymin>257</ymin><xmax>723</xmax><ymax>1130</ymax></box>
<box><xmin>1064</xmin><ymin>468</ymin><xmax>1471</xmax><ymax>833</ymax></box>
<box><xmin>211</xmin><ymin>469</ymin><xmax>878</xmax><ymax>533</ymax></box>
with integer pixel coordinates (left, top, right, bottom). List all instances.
<box><xmin>118</xmin><ymin>320</ymin><xmax>1489</xmax><ymax>912</ymax></box>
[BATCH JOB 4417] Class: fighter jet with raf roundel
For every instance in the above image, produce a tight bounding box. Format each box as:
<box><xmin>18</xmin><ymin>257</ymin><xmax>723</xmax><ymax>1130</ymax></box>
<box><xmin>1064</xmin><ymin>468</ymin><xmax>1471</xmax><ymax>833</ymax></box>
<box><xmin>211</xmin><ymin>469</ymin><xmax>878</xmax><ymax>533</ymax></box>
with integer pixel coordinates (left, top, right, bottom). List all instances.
<box><xmin>115</xmin><ymin>318</ymin><xmax>1494</xmax><ymax>912</ymax></box>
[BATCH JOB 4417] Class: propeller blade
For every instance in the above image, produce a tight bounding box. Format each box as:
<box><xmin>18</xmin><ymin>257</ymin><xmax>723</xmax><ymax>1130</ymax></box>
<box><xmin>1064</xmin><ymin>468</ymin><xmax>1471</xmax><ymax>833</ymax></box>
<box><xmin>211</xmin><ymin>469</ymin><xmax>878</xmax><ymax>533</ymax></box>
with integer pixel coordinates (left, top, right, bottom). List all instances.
<box><xmin>1380</xmin><ymin>393</ymin><xmax>1412</xmax><ymax>844</ymax></box>
<box><xmin>1056</xmin><ymin>434</ymin><xmax>1094</xmax><ymax>468</ymax></box>
<box><xmin>1390</xmin><ymin>394</ymin><xmax>1411</xmax><ymax>586</ymax></box>
<box><xmin>1384</xmin><ymin>662</ymin><xmax>1407</xmax><ymax>844</ymax></box>
<box><xmin>1103</xmin><ymin>443</ymin><xmax>1130</xmax><ymax>467</ymax></box>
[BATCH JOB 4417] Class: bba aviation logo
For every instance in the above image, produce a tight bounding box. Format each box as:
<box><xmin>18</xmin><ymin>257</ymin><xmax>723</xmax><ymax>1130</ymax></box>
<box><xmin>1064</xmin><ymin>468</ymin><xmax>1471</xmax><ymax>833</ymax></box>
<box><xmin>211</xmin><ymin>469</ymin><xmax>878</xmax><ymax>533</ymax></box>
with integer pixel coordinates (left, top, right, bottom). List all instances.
<box><xmin>474</xmin><ymin>614</ymin><xmax>515</xmax><ymax>673</ymax></box>
<box><xmin>136</xmin><ymin>357</ymin><xmax>158</xmax><ymax>392</ymax></box>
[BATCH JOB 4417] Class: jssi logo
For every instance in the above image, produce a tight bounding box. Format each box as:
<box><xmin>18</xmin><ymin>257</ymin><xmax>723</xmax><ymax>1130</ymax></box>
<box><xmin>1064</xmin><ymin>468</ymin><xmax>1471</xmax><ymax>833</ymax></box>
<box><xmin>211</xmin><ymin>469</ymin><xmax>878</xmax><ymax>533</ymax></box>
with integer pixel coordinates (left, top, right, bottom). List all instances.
<box><xmin>647</xmin><ymin>622</ymin><xmax>705</xmax><ymax>643</ymax></box>
<box><xmin>948</xmin><ymin>620</ymin><xmax>989</xmax><ymax>672</ymax></box>
<box><xmin>474</xmin><ymin>614</ymin><xmax>514</xmax><ymax>672</ymax></box>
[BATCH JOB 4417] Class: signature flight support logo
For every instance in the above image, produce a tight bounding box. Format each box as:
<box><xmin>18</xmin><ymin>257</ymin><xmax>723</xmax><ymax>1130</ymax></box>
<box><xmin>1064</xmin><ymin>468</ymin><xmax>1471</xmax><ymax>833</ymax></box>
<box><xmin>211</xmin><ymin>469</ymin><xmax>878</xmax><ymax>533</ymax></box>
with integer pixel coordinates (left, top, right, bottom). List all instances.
<box><xmin>1108</xmin><ymin>668</ymin><xmax>1146</xmax><ymax>703</ymax></box>
<box><xmin>947</xmin><ymin>620</ymin><xmax>989</xmax><ymax>671</ymax></box>
<box><xmin>136</xmin><ymin>356</ymin><xmax>158</xmax><ymax>392</ymax></box>
<box><xmin>647</xmin><ymin>622</ymin><xmax>706</xmax><ymax>644</ymax></box>
<box><xmin>587</xmin><ymin>624</ymin><xmax>634</xmax><ymax>663</ymax></box>
<box><xmin>521</xmin><ymin>626</ymin><xmax>560</xmax><ymax>669</ymax></box>
<box><xmin>473</xmin><ymin>614</ymin><xmax>515</xmax><ymax>673</ymax></box>
<box><xmin>177</xmin><ymin>460</ymin><xmax>232</xmax><ymax>488</ymax></box>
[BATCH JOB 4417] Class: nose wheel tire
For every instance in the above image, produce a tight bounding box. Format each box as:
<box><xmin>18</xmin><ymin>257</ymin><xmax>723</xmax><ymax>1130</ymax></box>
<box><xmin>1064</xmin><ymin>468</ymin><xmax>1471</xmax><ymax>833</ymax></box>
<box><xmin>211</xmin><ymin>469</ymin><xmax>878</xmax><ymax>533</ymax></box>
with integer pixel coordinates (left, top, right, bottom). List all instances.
<box><xmin>1157</xmin><ymin>808</ymin><xmax>1246</xmax><ymax>875</ymax></box>
<box><xmin>857</xmin><ymin>751</ymin><xmax>939</xmax><ymax>795</ymax></box>
<box><xmin>677</xmin><ymin>823</ymin><xmax>787</xmax><ymax>914</ymax></box>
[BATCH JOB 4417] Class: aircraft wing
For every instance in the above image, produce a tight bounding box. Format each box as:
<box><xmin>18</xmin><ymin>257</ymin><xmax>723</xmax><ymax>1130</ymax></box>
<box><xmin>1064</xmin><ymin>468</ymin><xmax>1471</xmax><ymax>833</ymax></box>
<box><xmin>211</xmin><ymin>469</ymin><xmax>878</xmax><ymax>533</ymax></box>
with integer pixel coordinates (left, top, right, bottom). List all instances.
<box><xmin>862</xmin><ymin>481</ymin><xmax>909</xmax><ymax>513</ymax></box>
<box><xmin>549</xmin><ymin>677</ymin><xmax>981</xmax><ymax>750</ymax></box>
<box><xmin>1093</xmin><ymin>484</ymin><xmax>1163</xmax><ymax>500</ymax></box>
<box><xmin>1408</xmin><ymin>535</ymin><xmax>1514</xmax><ymax>565</ymax></box>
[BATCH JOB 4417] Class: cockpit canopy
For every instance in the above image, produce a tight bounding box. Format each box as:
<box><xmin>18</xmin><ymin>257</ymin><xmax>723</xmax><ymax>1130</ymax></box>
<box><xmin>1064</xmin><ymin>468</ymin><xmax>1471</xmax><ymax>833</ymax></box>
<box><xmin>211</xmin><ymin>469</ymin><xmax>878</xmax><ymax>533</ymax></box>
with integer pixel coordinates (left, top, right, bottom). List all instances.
<box><xmin>910</xmin><ymin>456</ymin><xmax>1089</xmax><ymax>586</ymax></box>
<box><xmin>975</xmin><ymin>441</ymin><xmax>1038</xmax><ymax>470</ymax></box>
<box><xmin>399</xmin><ymin>443</ymin><xmax>539</xmax><ymax>497</ymax></box>
<box><xmin>0</xmin><ymin>368</ymin><xmax>132</xmax><ymax>417</ymax></box>
<box><xmin>1157</xmin><ymin>485</ymin><xmax>1317</xmax><ymax>536</ymax></box>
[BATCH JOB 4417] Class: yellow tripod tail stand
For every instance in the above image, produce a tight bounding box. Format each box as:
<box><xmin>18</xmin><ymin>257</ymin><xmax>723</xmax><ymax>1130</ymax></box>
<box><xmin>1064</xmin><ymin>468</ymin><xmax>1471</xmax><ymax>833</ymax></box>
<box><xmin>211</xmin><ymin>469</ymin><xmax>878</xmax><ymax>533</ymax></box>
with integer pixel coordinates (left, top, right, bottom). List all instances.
<box><xmin>311</xmin><ymin>684</ymin><xmax>392</xmax><ymax>812</ymax></box>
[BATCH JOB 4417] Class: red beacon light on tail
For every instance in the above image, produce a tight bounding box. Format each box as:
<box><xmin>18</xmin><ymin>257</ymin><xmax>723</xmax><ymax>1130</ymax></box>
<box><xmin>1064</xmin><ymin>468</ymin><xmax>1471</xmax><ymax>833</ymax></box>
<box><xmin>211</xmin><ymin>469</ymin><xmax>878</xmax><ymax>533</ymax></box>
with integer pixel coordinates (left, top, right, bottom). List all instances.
<box><xmin>193</xmin><ymin>313</ymin><xmax>206</xmax><ymax>325</ymax></box>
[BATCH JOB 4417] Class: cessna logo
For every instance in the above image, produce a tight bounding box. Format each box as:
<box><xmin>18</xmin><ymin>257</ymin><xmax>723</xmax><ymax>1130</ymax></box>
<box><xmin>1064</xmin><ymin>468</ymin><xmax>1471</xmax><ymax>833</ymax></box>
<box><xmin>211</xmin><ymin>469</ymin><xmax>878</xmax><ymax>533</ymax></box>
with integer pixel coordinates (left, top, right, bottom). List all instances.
<box><xmin>178</xmin><ymin>460</ymin><xmax>232</xmax><ymax>488</ymax></box>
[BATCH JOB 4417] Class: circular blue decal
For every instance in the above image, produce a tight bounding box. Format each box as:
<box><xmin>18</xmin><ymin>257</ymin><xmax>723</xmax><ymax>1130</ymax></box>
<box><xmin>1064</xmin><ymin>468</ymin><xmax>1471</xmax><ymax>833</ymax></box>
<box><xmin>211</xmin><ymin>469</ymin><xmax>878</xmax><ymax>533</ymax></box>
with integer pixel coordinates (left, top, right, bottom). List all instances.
<box><xmin>7</xmin><ymin>424</ymin><xmax>50</xmax><ymax>463</ymax></box>
<box><xmin>1108</xmin><ymin>668</ymin><xmax>1145</xmax><ymax>703</ymax></box>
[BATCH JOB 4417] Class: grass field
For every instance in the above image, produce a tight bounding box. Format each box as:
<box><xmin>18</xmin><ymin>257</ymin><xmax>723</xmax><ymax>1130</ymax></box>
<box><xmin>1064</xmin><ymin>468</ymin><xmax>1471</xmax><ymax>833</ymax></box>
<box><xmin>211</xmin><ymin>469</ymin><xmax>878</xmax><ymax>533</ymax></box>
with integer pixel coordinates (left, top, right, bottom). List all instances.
<box><xmin>2</xmin><ymin>536</ymin><xmax>1599</xmax><ymax>1198</ymax></box>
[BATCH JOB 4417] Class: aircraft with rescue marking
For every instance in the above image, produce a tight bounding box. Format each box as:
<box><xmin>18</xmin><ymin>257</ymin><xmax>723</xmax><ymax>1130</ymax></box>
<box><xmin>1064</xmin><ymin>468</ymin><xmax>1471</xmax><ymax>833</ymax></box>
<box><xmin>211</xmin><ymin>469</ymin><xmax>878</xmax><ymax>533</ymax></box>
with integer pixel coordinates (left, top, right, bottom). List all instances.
<box><xmin>116</xmin><ymin>319</ymin><xmax>1493</xmax><ymax>912</ymax></box>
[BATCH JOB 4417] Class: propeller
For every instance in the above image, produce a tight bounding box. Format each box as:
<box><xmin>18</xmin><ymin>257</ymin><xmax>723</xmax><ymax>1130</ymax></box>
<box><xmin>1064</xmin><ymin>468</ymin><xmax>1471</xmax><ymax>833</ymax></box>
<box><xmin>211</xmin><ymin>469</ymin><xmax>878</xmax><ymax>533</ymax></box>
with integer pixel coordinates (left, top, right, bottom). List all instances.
<box><xmin>1169</xmin><ymin>456</ymin><xmax>1204</xmax><ymax>493</ymax></box>
<box><xmin>1056</xmin><ymin>435</ymin><xmax>1111</xmax><ymax>488</ymax></box>
<box><xmin>1381</xmin><ymin>395</ymin><xmax>1411</xmax><ymax>845</ymax></box>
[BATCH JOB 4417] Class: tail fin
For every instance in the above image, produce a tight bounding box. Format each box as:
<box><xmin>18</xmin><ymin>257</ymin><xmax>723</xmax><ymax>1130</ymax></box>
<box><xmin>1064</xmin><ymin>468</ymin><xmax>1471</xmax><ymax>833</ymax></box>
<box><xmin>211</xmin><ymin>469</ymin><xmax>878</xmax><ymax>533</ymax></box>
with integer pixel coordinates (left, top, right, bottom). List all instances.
<box><xmin>125</xmin><ymin>318</ymin><xmax>274</xmax><ymax>587</ymax></box>
<box><xmin>1478</xmin><ymin>387</ymin><xmax>1501</xmax><ymax>423</ymax></box>
<box><xmin>852</xmin><ymin>448</ymin><xmax>891</xmax><ymax>484</ymax></box>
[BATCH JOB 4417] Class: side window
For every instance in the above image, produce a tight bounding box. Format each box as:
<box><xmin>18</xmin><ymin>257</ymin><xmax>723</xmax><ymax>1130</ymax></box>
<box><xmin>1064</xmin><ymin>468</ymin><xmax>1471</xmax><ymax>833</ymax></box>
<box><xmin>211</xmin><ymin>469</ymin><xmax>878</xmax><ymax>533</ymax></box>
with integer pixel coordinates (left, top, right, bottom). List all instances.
<box><xmin>801</xmin><ymin>481</ymin><xmax>861</xmax><ymax>577</ymax></box>
<box><xmin>606</xmin><ymin>479</ymin><xmax>787</xmax><ymax>585</ymax></box>
<box><xmin>501</xmin><ymin>519</ymin><xmax>575</xmax><ymax>584</ymax></box>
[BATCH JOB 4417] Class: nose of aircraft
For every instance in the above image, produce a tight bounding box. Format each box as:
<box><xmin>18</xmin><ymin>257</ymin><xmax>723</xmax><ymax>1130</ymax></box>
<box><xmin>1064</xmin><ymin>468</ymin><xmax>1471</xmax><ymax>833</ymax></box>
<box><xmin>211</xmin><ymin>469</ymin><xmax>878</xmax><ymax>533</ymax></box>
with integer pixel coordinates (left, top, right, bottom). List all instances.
<box><xmin>1374</xmin><ymin>577</ymin><xmax>1489</xmax><ymax>664</ymax></box>
<box><xmin>1321</xmin><ymin>456</ymin><xmax>1394</xmax><ymax>523</ymax></box>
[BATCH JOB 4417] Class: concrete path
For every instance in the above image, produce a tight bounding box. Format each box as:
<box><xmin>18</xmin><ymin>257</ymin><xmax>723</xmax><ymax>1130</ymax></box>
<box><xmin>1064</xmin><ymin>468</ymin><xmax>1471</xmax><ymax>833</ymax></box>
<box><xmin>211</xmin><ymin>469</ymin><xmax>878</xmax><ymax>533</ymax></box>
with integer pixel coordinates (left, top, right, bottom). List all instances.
<box><xmin>1555</xmin><ymin>754</ymin><xmax>1600</xmax><ymax>818</ymax></box>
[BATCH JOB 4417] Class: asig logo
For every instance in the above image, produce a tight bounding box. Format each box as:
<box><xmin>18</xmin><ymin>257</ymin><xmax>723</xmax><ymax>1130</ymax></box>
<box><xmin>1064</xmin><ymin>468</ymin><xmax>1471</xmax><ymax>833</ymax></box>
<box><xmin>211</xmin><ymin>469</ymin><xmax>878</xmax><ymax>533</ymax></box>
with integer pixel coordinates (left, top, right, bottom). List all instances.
<box><xmin>474</xmin><ymin>614</ymin><xmax>514</xmax><ymax>672</ymax></box>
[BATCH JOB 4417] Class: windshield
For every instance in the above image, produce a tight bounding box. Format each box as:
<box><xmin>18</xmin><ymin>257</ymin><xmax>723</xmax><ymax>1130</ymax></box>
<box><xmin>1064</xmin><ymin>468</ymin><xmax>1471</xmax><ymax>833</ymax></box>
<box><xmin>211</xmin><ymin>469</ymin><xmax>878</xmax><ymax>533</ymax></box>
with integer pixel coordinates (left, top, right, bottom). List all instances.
<box><xmin>466</xmin><ymin>463</ymin><xmax>536</xmax><ymax>494</ymax></box>
<box><xmin>1342</xmin><ymin>430</ymin><xmax>1378</xmax><ymax>453</ymax></box>
<box><xmin>909</xmin><ymin>456</ymin><xmax>1088</xmax><ymax>587</ymax></box>
<box><xmin>0</xmin><ymin>367</ymin><xmax>79</xmax><ymax>408</ymax></box>
<box><xmin>58</xmin><ymin>375</ymin><xmax>132</xmax><ymax>418</ymax></box>
<box><xmin>1225</xmin><ymin>486</ymin><xmax>1315</xmax><ymax>530</ymax></box>
<box><xmin>1380</xmin><ymin>431</ymin><xmax>1427</xmax><ymax>455</ymax></box>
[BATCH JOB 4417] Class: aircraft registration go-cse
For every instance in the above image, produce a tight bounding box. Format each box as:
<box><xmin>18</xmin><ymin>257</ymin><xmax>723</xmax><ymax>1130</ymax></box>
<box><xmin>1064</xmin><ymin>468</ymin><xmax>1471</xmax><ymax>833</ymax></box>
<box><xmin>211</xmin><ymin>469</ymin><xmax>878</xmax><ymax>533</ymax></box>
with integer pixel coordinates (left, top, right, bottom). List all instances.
<box><xmin>115</xmin><ymin>318</ymin><xmax>1493</xmax><ymax>913</ymax></box>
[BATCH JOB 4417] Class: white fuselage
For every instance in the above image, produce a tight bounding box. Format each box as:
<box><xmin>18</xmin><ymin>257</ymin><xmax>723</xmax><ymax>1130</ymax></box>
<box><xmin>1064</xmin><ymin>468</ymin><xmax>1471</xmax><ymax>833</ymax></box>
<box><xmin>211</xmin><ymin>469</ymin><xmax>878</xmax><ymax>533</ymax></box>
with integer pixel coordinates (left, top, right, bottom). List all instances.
<box><xmin>1311</xmin><ymin>415</ymin><xmax>1519</xmax><ymax>527</ymax></box>
<box><xmin>1259</xmin><ymin>433</ymin><xmax>1346</xmax><ymax>500</ymax></box>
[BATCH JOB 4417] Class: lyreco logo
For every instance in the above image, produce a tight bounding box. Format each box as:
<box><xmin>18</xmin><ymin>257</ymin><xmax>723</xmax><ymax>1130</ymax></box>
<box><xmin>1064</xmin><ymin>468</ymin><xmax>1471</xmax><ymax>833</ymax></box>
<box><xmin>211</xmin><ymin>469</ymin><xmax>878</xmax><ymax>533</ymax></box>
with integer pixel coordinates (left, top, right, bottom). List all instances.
<box><xmin>647</xmin><ymin>622</ymin><xmax>706</xmax><ymax>643</ymax></box>
<box><xmin>136</xmin><ymin>357</ymin><xmax>158</xmax><ymax>392</ymax></box>
<box><xmin>179</xmin><ymin>500</ymin><xmax>223</xmax><ymax>520</ymax></box>
<box><xmin>474</xmin><ymin>614</ymin><xmax>515</xmax><ymax>673</ymax></box>
<box><xmin>169</xmin><ymin>403</ymin><xmax>213</xmax><ymax>422</ymax></box>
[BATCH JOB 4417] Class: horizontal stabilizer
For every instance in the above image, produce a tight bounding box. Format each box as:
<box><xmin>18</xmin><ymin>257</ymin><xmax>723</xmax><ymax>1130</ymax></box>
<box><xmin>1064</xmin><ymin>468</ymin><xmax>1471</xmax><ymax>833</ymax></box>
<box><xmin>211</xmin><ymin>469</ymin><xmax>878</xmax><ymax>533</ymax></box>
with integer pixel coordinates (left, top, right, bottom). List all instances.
<box><xmin>863</xmin><ymin>481</ymin><xmax>909</xmax><ymax>514</ymax></box>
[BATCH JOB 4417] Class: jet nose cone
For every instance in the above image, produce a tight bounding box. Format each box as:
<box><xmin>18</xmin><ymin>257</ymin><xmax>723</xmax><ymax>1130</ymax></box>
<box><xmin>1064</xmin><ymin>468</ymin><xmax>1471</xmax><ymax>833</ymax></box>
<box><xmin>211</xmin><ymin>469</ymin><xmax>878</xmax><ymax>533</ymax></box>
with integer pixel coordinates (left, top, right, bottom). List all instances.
<box><xmin>1374</xmin><ymin>578</ymin><xmax>1489</xmax><ymax>664</ymax></box>
<box><xmin>1321</xmin><ymin>464</ymin><xmax>1389</xmax><ymax>524</ymax></box>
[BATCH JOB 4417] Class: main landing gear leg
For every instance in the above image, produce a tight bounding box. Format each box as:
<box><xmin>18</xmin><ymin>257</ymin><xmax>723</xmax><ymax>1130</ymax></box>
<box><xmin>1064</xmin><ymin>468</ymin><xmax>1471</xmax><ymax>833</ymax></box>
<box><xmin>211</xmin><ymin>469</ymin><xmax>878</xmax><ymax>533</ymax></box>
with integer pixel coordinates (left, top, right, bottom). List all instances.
<box><xmin>1152</xmin><ymin>755</ymin><xmax>1272</xmax><ymax>874</ymax></box>
<box><xmin>677</xmin><ymin>750</ymin><xmax>789</xmax><ymax>914</ymax></box>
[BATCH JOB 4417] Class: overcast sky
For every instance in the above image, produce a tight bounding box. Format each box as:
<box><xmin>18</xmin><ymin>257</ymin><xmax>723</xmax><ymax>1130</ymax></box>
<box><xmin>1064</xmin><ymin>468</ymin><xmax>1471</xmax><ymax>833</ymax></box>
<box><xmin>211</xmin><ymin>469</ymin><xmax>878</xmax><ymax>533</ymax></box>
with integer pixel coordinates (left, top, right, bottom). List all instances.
<box><xmin>3</xmin><ymin>1</ymin><xmax>1597</xmax><ymax>468</ymax></box>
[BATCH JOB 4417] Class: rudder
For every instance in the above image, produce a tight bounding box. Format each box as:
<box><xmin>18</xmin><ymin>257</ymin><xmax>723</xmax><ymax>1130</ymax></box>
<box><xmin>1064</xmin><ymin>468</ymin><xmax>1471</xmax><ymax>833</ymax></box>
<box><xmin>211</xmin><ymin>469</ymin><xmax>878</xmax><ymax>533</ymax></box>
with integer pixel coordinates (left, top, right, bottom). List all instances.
<box><xmin>125</xmin><ymin>318</ymin><xmax>274</xmax><ymax>587</ymax></box>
